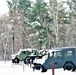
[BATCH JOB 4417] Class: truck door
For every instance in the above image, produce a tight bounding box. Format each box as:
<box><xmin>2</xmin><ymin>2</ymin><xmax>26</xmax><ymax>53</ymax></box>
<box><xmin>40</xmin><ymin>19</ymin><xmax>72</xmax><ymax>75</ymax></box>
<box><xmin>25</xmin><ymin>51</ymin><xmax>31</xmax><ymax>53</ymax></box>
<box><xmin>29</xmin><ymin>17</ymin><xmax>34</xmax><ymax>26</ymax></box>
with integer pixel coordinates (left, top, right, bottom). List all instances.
<box><xmin>52</xmin><ymin>51</ymin><xmax>63</xmax><ymax>68</ymax></box>
<box><xmin>19</xmin><ymin>51</ymin><xmax>31</xmax><ymax>60</ymax></box>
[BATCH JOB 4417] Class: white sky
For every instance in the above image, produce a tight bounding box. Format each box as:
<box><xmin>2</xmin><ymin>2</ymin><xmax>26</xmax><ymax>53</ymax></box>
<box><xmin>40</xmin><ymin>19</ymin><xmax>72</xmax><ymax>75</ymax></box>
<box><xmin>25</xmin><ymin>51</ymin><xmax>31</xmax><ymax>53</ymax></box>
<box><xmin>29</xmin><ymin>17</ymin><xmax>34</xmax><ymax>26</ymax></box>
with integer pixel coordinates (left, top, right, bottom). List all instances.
<box><xmin>0</xmin><ymin>0</ymin><xmax>67</xmax><ymax>16</ymax></box>
<box><xmin>0</xmin><ymin>0</ymin><xmax>9</xmax><ymax>16</ymax></box>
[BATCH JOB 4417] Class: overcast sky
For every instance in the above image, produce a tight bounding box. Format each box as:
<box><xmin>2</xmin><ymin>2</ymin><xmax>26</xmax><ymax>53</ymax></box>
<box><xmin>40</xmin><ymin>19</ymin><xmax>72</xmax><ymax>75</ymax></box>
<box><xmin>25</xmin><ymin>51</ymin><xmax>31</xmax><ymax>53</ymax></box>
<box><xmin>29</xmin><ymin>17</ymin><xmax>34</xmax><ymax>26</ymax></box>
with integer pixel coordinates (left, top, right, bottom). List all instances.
<box><xmin>0</xmin><ymin>0</ymin><xmax>9</xmax><ymax>16</ymax></box>
<box><xmin>0</xmin><ymin>0</ymin><xmax>67</xmax><ymax>16</ymax></box>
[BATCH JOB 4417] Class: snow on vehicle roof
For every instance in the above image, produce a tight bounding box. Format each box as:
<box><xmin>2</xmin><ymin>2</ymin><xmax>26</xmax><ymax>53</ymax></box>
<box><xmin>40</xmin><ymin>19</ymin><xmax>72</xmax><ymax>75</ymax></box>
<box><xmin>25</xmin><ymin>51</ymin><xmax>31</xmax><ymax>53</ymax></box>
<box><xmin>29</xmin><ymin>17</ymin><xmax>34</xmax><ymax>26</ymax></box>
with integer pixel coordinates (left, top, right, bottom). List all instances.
<box><xmin>53</xmin><ymin>47</ymin><xmax>75</xmax><ymax>50</ymax></box>
<box><xmin>48</xmin><ymin>47</ymin><xmax>76</xmax><ymax>53</ymax></box>
<box><xmin>19</xmin><ymin>48</ymin><xmax>38</xmax><ymax>51</ymax></box>
<box><xmin>17</xmin><ymin>48</ymin><xmax>38</xmax><ymax>55</ymax></box>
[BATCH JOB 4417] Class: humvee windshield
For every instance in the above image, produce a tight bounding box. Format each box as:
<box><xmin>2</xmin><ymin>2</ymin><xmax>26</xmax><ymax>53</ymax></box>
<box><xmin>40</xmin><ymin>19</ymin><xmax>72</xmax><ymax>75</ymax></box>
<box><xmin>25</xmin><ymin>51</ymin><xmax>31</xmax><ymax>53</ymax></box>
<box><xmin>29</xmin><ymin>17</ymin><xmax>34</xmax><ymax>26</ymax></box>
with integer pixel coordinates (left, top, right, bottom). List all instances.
<box><xmin>53</xmin><ymin>51</ymin><xmax>62</xmax><ymax>58</ymax></box>
<box><xmin>49</xmin><ymin>49</ymin><xmax>62</xmax><ymax>58</ymax></box>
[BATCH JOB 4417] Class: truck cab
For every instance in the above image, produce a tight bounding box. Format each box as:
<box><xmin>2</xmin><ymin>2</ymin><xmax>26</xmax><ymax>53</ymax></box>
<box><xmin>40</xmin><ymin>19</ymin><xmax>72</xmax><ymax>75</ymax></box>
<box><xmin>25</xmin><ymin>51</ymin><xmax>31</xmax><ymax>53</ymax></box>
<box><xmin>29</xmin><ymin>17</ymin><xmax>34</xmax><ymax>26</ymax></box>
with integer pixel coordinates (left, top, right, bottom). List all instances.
<box><xmin>33</xmin><ymin>47</ymin><xmax>76</xmax><ymax>72</ymax></box>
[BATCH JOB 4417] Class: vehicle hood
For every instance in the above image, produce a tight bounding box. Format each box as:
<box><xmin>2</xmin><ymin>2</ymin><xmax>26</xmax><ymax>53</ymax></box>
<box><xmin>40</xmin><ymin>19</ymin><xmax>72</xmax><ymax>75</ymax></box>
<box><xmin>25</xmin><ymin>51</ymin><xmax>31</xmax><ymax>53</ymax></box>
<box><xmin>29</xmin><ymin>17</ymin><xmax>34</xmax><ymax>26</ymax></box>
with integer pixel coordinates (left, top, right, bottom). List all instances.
<box><xmin>11</xmin><ymin>53</ymin><xmax>18</xmax><ymax>59</ymax></box>
<box><xmin>34</xmin><ymin>55</ymin><xmax>47</xmax><ymax>64</ymax></box>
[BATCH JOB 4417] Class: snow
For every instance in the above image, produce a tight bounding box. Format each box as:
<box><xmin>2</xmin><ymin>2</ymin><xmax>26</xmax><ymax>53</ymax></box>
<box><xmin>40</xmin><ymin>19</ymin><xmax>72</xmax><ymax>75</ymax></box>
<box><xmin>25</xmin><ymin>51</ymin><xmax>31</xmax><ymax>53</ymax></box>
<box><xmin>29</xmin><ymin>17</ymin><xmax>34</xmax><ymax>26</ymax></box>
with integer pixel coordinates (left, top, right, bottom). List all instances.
<box><xmin>0</xmin><ymin>61</ymin><xmax>76</xmax><ymax>75</ymax></box>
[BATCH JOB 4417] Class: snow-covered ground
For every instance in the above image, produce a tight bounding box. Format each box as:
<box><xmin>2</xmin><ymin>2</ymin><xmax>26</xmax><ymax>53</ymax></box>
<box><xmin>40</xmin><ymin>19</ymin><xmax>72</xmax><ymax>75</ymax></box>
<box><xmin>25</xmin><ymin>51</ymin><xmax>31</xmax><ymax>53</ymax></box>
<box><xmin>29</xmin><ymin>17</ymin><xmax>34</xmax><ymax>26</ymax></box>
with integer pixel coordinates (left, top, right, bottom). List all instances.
<box><xmin>0</xmin><ymin>61</ymin><xmax>76</xmax><ymax>75</ymax></box>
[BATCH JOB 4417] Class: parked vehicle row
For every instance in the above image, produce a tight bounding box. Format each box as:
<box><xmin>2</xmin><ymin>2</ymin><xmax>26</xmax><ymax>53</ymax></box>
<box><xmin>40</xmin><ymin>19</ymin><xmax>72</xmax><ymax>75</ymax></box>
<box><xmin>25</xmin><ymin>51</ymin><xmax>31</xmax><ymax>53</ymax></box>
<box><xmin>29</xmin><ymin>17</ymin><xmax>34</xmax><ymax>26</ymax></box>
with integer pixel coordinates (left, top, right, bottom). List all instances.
<box><xmin>11</xmin><ymin>47</ymin><xmax>76</xmax><ymax>72</ymax></box>
<box><xmin>11</xmin><ymin>48</ymin><xmax>47</xmax><ymax>64</ymax></box>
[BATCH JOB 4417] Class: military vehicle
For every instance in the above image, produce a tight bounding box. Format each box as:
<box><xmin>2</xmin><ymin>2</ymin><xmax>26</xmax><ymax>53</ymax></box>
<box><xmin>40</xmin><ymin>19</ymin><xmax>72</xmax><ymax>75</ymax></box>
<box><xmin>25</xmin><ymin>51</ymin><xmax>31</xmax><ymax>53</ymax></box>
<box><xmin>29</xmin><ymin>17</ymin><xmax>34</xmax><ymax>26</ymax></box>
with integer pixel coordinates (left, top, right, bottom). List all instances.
<box><xmin>32</xmin><ymin>47</ymin><xmax>76</xmax><ymax>72</ymax></box>
<box><xmin>23</xmin><ymin>49</ymin><xmax>47</xmax><ymax>64</ymax></box>
<box><xmin>11</xmin><ymin>48</ymin><xmax>39</xmax><ymax>64</ymax></box>
<box><xmin>11</xmin><ymin>48</ymin><xmax>47</xmax><ymax>64</ymax></box>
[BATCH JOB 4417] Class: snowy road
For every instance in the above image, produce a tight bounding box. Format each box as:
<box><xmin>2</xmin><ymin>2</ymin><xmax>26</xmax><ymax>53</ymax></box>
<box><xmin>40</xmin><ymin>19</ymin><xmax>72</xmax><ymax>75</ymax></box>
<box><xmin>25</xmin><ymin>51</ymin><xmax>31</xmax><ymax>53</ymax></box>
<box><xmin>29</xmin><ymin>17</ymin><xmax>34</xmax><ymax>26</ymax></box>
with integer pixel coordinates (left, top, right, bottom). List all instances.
<box><xmin>0</xmin><ymin>61</ymin><xmax>76</xmax><ymax>75</ymax></box>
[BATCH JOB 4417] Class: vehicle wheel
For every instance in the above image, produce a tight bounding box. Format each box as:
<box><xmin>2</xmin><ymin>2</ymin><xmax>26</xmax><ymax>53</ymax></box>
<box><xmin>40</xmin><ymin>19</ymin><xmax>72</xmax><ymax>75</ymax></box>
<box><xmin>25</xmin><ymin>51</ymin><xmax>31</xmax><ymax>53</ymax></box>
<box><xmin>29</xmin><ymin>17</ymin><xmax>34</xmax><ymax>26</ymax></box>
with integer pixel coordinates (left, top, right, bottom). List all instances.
<box><xmin>72</xmin><ymin>68</ymin><xmax>75</xmax><ymax>71</ymax></box>
<box><xmin>16</xmin><ymin>58</ymin><xmax>20</xmax><ymax>63</ymax></box>
<box><xmin>32</xmin><ymin>65</ymin><xmax>39</xmax><ymax>71</ymax></box>
<box><xmin>24</xmin><ymin>58</ymin><xmax>30</xmax><ymax>64</ymax></box>
<box><xmin>63</xmin><ymin>63</ymin><xmax>75</xmax><ymax>71</ymax></box>
<box><xmin>33</xmin><ymin>64</ymin><xmax>47</xmax><ymax>72</ymax></box>
<box><xmin>24</xmin><ymin>59</ymin><xmax>27</xmax><ymax>64</ymax></box>
<box><xmin>12</xmin><ymin>58</ymin><xmax>20</xmax><ymax>63</ymax></box>
<box><xmin>41</xmin><ymin>66</ymin><xmax>47</xmax><ymax>72</ymax></box>
<box><xmin>24</xmin><ymin>58</ymin><xmax>33</xmax><ymax>64</ymax></box>
<box><xmin>12</xmin><ymin>59</ymin><xmax>15</xmax><ymax>63</ymax></box>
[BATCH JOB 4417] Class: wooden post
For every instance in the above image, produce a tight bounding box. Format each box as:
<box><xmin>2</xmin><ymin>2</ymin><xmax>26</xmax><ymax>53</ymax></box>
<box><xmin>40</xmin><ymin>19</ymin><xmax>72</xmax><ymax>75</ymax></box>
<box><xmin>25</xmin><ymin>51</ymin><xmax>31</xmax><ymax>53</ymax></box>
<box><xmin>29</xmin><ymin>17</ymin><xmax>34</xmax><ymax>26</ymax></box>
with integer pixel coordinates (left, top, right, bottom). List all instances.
<box><xmin>52</xmin><ymin>61</ymin><xmax>54</xmax><ymax>75</ymax></box>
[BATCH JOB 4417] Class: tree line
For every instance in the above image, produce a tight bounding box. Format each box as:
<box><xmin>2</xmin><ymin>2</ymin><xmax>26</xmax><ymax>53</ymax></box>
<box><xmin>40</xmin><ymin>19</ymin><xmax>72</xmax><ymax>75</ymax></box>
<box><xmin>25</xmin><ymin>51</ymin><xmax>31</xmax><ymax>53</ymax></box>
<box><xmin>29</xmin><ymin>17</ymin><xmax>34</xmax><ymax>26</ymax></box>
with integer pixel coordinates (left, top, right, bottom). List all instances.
<box><xmin>0</xmin><ymin>0</ymin><xmax>76</xmax><ymax>60</ymax></box>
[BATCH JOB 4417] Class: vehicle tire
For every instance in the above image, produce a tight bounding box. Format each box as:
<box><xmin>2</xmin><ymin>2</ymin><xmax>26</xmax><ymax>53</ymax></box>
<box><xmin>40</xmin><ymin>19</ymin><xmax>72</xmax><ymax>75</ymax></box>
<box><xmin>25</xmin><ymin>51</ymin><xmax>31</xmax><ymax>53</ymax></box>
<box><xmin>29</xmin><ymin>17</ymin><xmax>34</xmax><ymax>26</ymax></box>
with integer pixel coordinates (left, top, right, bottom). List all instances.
<box><xmin>32</xmin><ymin>64</ymin><xmax>41</xmax><ymax>71</ymax></box>
<box><xmin>16</xmin><ymin>58</ymin><xmax>20</xmax><ymax>63</ymax></box>
<box><xmin>63</xmin><ymin>63</ymin><xmax>75</xmax><ymax>71</ymax></box>
<box><xmin>12</xmin><ymin>57</ymin><xmax>20</xmax><ymax>63</ymax></box>
<box><xmin>33</xmin><ymin>64</ymin><xmax>47</xmax><ymax>72</ymax></box>
<box><xmin>24</xmin><ymin>58</ymin><xmax>31</xmax><ymax>64</ymax></box>
<box><xmin>72</xmin><ymin>68</ymin><xmax>75</xmax><ymax>71</ymax></box>
<box><xmin>41</xmin><ymin>66</ymin><xmax>47</xmax><ymax>72</ymax></box>
<box><xmin>24</xmin><ymin>57</ymin><xmax>33</xmax><ymax>64</ymax></box>
<box><xmin>12</xmin><ymin>59</ymin><xmax>15</xmax><ymax>63</ymax></box>
<box><xmin>24</xmin><ymin>59</ymin><xmax>28</xmax><ymax>64</ymax></box>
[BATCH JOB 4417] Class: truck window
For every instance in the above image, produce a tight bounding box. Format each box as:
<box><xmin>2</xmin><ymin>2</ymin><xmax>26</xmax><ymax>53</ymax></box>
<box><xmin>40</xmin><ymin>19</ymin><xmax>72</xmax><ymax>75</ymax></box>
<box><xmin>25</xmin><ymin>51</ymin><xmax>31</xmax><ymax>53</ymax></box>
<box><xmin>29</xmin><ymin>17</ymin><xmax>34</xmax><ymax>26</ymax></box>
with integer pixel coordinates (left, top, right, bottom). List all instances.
<box><xmin>65</xmin><ymin>51</ymin><xmax>72</xmax><ymax>57</ymax></box>
<box><xmin>53</xmin><ymin>51</ymin><xmax>62</xmax><ymax>58</ymax></box>
<box><xmin>20</xmin><ymin>51</ymin><xmax>26</xmax><ymax>54</ymax></box>
<box><xmin>27</xmin><ymin>51</ymin><xmax>31</xmax><ymax>55</ymax></box>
